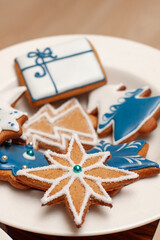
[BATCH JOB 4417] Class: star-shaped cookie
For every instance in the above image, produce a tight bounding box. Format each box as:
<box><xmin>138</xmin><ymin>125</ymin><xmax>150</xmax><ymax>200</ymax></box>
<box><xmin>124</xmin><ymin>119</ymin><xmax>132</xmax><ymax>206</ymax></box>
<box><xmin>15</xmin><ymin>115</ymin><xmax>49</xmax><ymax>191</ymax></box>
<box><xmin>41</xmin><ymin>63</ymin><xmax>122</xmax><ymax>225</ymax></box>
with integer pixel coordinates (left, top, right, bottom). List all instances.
<box><xmin>17</xmin><ymin>135</ymin><xmax>138</xmax><ymax>227</ymax></box>
<box><xmin>87</xmin><ymin>84</ymin><xmax>160</xmax><ymax>144</ymax></box>
<box><xmin>0</xmin><ymin>86</ymin><xmax>28</xmax><ymax>143</ymax></box>
<box><xmin>23</xmin><ymin>98</ymin><xmax>97</xmax><ymax>152</ymax></box>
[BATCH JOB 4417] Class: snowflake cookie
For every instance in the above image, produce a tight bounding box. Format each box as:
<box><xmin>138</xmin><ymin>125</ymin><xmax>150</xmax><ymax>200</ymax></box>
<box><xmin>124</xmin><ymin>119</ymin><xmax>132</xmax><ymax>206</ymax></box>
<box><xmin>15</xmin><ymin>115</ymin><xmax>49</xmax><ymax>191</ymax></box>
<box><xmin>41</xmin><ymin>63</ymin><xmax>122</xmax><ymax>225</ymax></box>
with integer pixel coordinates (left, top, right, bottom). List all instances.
<box><xmin>87</xmin><ymin>84</ymin><xmax>160</xmax><ymax>144</ymax></box>
<box><xmin>87</xmin><ymin>140</ymin><xmax>160</xmax><ymax>179</ymax></box>
<box><xmin>16</xmin><ymin>135</ymin><xmax>138</xmax><ymax>227</ymax></box>
<box><xmin>23</xmin><ymin>98</ymin><xmax>97</xmax><ymax>152</ymax></box>
<box><xmin>0</xmin><ymin>141</ymin><xmax>49</xmax><ymax>189</ymax></box>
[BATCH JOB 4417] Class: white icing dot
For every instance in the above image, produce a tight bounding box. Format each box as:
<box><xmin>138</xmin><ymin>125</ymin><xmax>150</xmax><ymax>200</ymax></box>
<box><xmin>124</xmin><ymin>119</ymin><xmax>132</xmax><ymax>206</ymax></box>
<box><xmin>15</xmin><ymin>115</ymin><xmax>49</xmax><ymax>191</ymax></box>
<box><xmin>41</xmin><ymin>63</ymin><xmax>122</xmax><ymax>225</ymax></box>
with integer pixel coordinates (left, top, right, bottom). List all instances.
<box><xmin>23</xmin><ymin>152</ymin><xmax>35</xmax><ymax>161</ymax></box>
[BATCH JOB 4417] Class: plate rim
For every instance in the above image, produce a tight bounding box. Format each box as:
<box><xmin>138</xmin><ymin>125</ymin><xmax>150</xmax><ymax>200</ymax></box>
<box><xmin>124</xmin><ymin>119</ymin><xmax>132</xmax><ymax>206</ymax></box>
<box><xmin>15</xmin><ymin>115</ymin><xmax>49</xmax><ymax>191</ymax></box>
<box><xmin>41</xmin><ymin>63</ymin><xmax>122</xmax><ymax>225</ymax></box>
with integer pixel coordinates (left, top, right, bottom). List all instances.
<box><xmin>1</xmin><ymin>33</ymin><xmax>160</xmax><ymax>53</ymax></box>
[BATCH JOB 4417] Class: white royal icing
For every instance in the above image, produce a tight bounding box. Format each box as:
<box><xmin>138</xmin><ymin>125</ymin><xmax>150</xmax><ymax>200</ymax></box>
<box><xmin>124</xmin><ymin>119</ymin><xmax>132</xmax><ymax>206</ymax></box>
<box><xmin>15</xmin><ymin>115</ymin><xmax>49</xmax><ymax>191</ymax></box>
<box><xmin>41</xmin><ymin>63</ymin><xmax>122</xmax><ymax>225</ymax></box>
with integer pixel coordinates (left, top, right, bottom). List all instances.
<box><xmin>17</xmin><ymin>135</ymin><xmax>138</xmax><ymax>226</ymax></box>
<box><xmin>16</xmin><ymin>38</ymin><xmax>106</xmax><ymax>101</ymax></box>
<box><xmin>0</xmin><ymin>108</ymin><xmax>24</xmax><ymax>132</ymax></box>
<box><xmin>23</xmin><ymin>152</ymin><xmax>35</xmax><ymax>160</ymax></box>
<box><xmin>87</xmin><ymin>84</ymin><xmax>160</xmax><ymax>144</ymax></box>
<box><xmin>0</xmin><ymin>86</ymin><xmax>27</xmax><ymax>133</ymax></box>
<box><xmin>23</xmin><ymin>98</ymin><xmax>97</xmax><ymax>150</ymax></box>
<box><xmin>88</xmin><ymin>84</ymin><xmax>125</xmax><ymax>117</ymax></box>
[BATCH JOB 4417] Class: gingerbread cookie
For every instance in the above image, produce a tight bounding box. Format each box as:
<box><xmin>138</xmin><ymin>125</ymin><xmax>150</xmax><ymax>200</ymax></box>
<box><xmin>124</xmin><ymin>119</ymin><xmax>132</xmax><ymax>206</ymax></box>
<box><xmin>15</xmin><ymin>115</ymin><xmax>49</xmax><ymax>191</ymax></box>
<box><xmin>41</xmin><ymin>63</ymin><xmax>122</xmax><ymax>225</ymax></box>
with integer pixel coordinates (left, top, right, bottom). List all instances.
<box><xmin>87</xmin><ymin>84</ymin><xmax>160</xmax><ymax>144</ymax></box>
<box><xmin>0</xmin><ymin>86</ymin><xmax>26</xmax><ymax>108</ymax></box>
<box><xmin>87</xmin><ymin>140</ymin><xmax>160</xmax><ymax>179</ymax></box>
<box><xmin>0</xmin><ymin>87</ymin><xmax>28</xmax><ymax>143</ymax></box>
<box><xmin>17</xmin><ymin>135</ymin><xmax>138</xmax><ymax>227</ymax></box>
<box><xmin>15</xmin><ymin>38</ymin><xmax>107</xmax><ymax>107</ymax></box>
<box><xmin>0</xmin><ymin>141</ymin><xmax>49</xmax><ymax>189</ymax></box>
<box><xmin>23</xmin><ymin>98</ymin><xmax>97</xmax><ymax>152</ymax></box>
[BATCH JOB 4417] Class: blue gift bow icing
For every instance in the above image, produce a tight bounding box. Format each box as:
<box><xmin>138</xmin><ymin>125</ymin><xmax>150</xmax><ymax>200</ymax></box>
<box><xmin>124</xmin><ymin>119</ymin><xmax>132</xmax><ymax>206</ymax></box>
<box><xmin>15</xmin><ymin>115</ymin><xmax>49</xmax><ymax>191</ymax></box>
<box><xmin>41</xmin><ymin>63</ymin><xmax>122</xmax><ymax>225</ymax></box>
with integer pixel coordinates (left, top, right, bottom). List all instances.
<box><xmin>27</xmin><ymin>48</ymin><xmax>58</xmax><ymax>93</ymax></box>
<box><xmin>20</xmin><ymin>47</ymin><xmax>94</xmax><ymax>96</ymax></box>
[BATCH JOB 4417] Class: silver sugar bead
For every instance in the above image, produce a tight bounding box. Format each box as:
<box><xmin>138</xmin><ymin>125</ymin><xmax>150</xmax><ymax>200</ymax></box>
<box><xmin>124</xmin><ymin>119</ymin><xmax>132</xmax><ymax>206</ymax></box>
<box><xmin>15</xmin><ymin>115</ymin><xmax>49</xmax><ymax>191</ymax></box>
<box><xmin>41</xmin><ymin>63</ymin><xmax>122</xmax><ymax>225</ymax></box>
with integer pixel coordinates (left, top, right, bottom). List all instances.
<box><xmin>28</xmin><ymin>142</ymin><xmax>33</xmax><ymax>146</ymax></box>
<box><xmin>1</xmin><ymin>155</ymin><xmax>8</xmax><ymax>161</ymax></box>
<box><xmin>22</xmin><ymin>165</ymin><xmax>28</xmax><ymax>169</ymax></box>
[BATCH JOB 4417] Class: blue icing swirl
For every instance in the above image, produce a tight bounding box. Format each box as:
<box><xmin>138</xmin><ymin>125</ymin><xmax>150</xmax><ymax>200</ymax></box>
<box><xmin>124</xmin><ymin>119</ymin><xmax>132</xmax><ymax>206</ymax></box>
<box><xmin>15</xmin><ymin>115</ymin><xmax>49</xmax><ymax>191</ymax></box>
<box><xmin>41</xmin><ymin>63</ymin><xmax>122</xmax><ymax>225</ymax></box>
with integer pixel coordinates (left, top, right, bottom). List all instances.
<box><xmin>0</xmin><ymin>142</ymin><xmax>49</xmax><ymax>176</ymax></box>
<box><xmin>98</xmin><ymin>88</ymin><xmax>160</xmax><ymax>143</ymax></box>
<box><xmin>87</xmin><ymin>140</ymin><xmax>159</xmax><ymax>170</ymax></box>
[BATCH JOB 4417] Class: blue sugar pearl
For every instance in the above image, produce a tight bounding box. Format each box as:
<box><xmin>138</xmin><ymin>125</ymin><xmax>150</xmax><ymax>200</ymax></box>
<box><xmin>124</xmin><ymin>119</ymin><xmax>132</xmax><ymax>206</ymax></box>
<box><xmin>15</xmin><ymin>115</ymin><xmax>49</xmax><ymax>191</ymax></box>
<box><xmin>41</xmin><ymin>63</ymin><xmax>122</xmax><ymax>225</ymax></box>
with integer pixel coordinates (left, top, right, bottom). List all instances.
<box><xmin>11</xmin><ymin>123</ymin><xmax>15</xmax><ymax>127</ymax></box>
<box><xmin>27</xmin><ymin>150</ymin><xmax>34</xmax><ymax>156</ymax></box>
<box><xmin>73</xmin><ymin>165</ymin><xmax>82</xmax><ymax>173</ymax></box>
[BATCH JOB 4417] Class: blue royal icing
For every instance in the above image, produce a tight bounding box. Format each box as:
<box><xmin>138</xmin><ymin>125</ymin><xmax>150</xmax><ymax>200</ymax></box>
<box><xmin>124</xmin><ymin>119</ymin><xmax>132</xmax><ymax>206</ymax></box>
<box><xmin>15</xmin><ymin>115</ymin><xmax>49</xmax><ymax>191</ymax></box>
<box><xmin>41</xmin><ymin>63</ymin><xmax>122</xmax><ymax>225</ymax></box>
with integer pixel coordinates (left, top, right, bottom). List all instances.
<box><xmin>0</xmin><ymin>142</ymin><xmax>49</xmax><ymax>176</ymax></box>
<box><xmin>98</xmin><ymin>88</ymin><xmax>160</xmax><ymax>143</ymax></box>
<box><xmin>87</xmin><ymin>140</ymin><xmax>159</xmax><ymax>170</ymax></box>
<box><xmin>27</xmin><ymin>48</ymin><xmax>58</xmax><ymax>94</ymax></box>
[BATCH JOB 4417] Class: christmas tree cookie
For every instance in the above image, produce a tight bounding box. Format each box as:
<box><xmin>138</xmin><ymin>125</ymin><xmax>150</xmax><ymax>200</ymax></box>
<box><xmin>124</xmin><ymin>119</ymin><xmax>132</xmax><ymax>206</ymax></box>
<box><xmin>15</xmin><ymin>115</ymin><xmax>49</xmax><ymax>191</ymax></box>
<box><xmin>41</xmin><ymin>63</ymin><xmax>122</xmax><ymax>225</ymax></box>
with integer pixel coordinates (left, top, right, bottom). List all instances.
<box><xmin>23</xmin><ymin>98</ymin><xmax>97</xmax><ymax>152</ymax></box>
<box><xmin>87</xmin><ymin>84</ymin><xmax>160</xmax><ymax>144</ymax></box>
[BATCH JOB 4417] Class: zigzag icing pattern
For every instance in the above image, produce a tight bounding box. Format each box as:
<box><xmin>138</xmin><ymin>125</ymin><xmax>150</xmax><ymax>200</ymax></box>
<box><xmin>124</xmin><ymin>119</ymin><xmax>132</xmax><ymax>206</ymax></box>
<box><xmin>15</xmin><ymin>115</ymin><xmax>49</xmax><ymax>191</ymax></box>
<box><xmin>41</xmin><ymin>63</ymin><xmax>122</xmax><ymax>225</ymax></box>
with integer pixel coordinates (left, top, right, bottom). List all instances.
<box><xmin>23</xmin><ymin>98</ymin><xmax>97</xmax><ymax>151</ymax></box>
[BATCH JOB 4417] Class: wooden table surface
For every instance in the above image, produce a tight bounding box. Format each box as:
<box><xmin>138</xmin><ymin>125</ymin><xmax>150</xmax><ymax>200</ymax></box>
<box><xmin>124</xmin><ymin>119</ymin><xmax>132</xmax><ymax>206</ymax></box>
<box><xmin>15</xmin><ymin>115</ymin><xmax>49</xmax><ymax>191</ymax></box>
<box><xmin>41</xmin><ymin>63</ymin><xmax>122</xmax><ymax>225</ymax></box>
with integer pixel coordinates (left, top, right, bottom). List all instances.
<box><xmin>5</xmin><ymin>221</ymin><xmax>159</xmax><ymax>240</ymax></box>
<box><xmin>0</xmin><ymin>0</ymin><xmax>160</xmax><ymax>239</ymax></box>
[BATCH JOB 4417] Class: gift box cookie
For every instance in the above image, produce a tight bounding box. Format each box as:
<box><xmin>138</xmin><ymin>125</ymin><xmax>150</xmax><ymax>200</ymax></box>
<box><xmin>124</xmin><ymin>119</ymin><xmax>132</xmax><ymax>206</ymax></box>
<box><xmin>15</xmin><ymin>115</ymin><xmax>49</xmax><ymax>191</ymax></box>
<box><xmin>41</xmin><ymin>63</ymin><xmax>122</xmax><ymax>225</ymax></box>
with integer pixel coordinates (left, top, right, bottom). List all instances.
<box><xmin>15</xmin><ymin>38</ymin><xmax>107</xmax><ymax>107</ymax></box>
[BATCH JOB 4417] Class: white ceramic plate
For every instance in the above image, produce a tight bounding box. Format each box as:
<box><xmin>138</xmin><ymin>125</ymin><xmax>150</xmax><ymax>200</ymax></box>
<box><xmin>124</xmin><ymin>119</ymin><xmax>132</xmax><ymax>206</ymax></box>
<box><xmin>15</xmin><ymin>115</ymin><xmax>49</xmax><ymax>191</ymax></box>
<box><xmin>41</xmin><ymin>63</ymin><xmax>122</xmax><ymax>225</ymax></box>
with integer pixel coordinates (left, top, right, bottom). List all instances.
<box><xmin>0</xmin><ymin>35</ymin><xmax>159</xmax><ymax>236</ymax></box>
<box><xmin>0</xmin><ymin>229</ymin><xmax>12</xmax><ymax>240</ymax></box>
